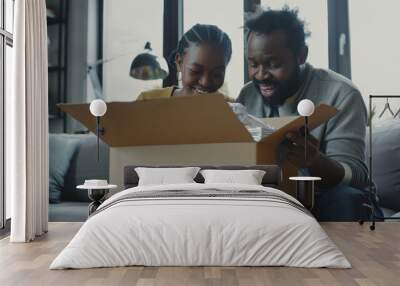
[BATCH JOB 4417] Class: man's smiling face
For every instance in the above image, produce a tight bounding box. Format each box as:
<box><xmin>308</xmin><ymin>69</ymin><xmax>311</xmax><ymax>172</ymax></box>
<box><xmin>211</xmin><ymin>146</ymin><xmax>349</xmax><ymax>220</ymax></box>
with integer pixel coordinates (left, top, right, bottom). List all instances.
<box><xmin>247</xmin><ymin>30</ymin><xmax>305</xmax><ymax>105</ymax></box>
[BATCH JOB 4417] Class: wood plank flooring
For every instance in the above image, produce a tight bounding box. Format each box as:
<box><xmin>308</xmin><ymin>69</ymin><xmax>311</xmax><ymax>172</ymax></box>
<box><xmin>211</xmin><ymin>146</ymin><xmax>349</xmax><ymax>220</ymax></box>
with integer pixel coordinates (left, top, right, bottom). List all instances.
<box><xmin>0</xmin><ymin>222</ymin><xmax>399</xmax><ymax>286</ymax></box>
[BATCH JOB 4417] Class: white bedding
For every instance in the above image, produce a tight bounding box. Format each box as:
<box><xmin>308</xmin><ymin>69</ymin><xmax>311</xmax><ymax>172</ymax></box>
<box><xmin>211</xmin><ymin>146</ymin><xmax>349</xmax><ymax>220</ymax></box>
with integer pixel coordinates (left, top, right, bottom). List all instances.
<box><xmin>50</xmin><ymin>183</ymin><xmax>350</xmax><ymax>269</ymax></box>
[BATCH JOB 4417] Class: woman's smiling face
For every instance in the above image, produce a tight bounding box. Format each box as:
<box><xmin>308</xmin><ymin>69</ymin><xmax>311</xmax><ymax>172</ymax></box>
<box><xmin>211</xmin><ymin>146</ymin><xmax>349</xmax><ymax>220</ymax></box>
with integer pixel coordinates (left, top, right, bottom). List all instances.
<box><xmin>176</xmin><ymin>42</ymin><xmax>227</xmax><ymax>95</ymax></box>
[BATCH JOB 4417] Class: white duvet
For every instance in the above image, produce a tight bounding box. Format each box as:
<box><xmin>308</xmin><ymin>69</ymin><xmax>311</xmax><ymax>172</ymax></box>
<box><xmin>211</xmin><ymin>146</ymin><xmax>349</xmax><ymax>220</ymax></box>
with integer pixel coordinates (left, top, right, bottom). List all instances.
<box><xmin>50</xmin><ymin>183</ymin><xmax>350</xmax><ymax>269</ymax></box>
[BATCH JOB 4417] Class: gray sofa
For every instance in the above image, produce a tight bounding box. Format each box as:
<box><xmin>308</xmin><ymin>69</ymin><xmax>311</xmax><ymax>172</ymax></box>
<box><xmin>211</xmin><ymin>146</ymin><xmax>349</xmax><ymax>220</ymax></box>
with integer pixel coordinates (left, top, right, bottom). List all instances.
<box><xmin>49</xmin><ymin>133</ymin><xmax>109</xmax><ymax>221</ymax></box>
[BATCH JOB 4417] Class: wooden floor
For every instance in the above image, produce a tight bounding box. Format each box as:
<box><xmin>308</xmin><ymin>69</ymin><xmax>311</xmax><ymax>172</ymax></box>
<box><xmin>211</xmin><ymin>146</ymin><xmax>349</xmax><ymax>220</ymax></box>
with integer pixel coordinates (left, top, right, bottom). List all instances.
<box><xmin>0</xmin><ymin>222</ymin><xmax>399</xmax><ymax>286</ymax></box>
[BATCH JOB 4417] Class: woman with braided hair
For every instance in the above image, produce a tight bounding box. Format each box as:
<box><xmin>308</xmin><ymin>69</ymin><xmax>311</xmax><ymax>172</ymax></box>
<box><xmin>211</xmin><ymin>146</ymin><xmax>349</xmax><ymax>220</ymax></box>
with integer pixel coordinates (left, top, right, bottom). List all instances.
<box><xmin>137</xmin><ymin>24</ymin><xmax>233</xmax><ymax>100</ymax></box>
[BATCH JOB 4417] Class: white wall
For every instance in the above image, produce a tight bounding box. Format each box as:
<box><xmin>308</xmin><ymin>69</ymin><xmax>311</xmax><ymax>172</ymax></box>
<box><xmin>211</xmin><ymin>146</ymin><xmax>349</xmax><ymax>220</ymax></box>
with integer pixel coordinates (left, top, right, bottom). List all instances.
<box><xmin>349</xmin><ymin>0</ymin><xmax>400</xmax><ymax>121</ymax></box>
<box><xmin>5</xmin><ymin>45</ymin><xmax>12</xmax><ymax>220</ymax></box>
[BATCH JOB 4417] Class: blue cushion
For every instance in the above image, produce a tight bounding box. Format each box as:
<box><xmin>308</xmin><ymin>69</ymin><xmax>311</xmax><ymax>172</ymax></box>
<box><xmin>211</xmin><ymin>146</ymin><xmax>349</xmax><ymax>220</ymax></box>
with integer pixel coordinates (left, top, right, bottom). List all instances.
<box><xmin>62</xmin><ymin>133</ymin><xmax>109</xmax><ymax>202</ymax></box>
<box><xmin>49</xmin><ymin>134</ymin><xmax>80</xmax><ymax>203</ymax></box>
<box><xmin>367</xmin><ymin>120</ymin><xmax>400</xmax><ymax>211</ymax></box>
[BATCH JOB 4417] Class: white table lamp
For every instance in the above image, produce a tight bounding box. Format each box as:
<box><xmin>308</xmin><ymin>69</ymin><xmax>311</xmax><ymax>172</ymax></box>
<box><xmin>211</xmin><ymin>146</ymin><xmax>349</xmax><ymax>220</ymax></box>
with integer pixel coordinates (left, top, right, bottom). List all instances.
<box><xmin>89</xmin><ymin>99</ymin><xmax>107</xmax><ymax>161</ymax></box>
<box><xmin>297</xmin><ymin>99</ymin><xmax>315</xmax><ymax>162</ymax></box>
<box><xmin>291</xmin><ymin>99</ymin><xmax>319</xmax><ymax>210</ymax></box>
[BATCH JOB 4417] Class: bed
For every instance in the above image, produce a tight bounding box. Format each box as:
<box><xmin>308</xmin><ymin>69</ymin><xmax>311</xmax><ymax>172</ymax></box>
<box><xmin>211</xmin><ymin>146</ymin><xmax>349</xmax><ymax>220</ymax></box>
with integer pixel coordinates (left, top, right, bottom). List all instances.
<box><xmin>50</xmin><ymin>165</ymin><xmax>350</xmax><ymax>269</ymax></box>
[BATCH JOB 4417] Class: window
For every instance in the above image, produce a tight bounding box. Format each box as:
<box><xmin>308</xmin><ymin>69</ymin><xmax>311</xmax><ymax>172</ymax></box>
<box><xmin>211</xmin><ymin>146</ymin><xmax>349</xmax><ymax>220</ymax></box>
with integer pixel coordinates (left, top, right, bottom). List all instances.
<box><xmin>349</xmin><ymin>0</ymin><xmax>400</xmax><ymax>108</ymax></box>
<box><xmin>1</xmin><ymin>0</ymin><xmax>14</xmax><ymax>229</ymax></box>
<box><xmin>184</xmin><ymin>0</ymin><xmax>244</xmax><ymax>98</ymax></box>
<box><xmin>102</xmin><ymin>0</ymin><xmax>164</xmax><ymax>101</ymax></box>
<box><xmin>260</xmin><ymin>0</ymin><xmax>329</xmax><ymax>69</ymax></box>
<box><xmin>5</xmin><ymin>0</ymin><xmax>13</xmax><ymax>33</ymax></box>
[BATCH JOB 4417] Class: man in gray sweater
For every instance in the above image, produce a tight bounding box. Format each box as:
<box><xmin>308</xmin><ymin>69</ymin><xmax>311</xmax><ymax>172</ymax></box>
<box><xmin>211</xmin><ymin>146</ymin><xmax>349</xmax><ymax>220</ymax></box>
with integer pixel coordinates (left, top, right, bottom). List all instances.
<box><xmin>237</xmin><ymin>8</ymin><xmax>380</xmax><ymax>220</ymax></box>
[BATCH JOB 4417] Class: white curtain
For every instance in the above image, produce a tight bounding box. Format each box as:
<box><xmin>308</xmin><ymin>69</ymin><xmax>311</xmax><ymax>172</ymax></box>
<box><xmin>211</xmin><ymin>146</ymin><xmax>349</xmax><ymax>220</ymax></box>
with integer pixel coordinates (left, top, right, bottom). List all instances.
<box><xmin>8</xmin><ymin>0</ymin><xmax>49</xmax><ymax>242</ymax></box>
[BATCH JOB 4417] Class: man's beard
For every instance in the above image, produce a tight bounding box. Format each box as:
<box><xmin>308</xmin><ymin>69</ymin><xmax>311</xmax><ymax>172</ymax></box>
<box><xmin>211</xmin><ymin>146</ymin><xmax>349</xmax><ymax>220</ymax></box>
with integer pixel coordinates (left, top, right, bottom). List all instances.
<box><xmin>253</xmin><ymin>68</ymin><xmax>301</xmax><ymax>106</ymax></box>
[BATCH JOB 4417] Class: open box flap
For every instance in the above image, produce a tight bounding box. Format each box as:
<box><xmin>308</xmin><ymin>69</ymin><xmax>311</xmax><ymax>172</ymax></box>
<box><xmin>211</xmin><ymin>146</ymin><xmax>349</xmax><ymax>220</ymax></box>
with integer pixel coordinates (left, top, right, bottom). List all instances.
<box><xmin>59</xmin><ymin>95</ymin><xmax>337</xmax><ymax>147</ymax></box>
<box><xmin>59</xmin><ymin>95</ymin><xmax>253</xmax><ymax>147</ymax></box>
<box><xmin>260</xmin><ymin>104</ymin><xmax>338</xmax><ymax>145</ymax></box>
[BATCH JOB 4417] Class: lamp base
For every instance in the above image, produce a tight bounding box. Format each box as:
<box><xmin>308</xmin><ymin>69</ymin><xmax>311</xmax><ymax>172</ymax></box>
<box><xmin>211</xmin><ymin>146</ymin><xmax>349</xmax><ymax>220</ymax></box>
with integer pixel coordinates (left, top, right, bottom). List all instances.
<box><xmin>87</xmin><ymin>189</ymin><xmax>109</xmax><ymax>215</ymax></box>
<box><xmin>289</xmin><ymin>176</ymin><xmax>321</xmax><ymax>210</ymax></box>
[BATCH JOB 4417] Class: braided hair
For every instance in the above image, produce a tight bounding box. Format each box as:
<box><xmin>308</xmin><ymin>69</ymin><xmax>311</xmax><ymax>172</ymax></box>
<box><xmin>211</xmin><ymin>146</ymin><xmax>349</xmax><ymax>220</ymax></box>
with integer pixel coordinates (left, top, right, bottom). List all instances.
<box><xmin>169</xmin><ymin>24</ymin><xmax>232</xmax><ymax>76</ymax></box>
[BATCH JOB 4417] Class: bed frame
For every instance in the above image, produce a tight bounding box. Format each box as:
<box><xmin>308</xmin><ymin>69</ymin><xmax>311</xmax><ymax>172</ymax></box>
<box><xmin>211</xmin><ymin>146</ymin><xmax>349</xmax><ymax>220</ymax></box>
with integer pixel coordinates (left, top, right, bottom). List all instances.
<box><xmin>123</xmin><ymin>165</ymin><xmax>283</xmax><ymax>190</ymax></box>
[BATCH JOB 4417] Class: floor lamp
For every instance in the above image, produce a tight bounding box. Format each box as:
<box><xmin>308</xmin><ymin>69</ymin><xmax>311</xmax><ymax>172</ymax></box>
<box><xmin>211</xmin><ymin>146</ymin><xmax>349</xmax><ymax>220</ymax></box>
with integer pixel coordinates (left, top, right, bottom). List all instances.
<box><xmin>87</xmin><ymin>42</ymin><xmax>169</xmax><ymax>100</ymax></box>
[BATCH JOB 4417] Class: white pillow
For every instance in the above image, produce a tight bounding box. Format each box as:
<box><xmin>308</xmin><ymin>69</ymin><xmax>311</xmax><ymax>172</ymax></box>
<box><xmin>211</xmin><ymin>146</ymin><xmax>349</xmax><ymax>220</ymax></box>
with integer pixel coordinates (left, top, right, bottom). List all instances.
<box><xmin>200</xmin><ymin>169</ymin><xmax>266</xmax><ymax>185</ymax></box>
<box><xmin>135</xmin><ymin>167</ymin><xmax>201</xmax><ymax>186</ymax></box>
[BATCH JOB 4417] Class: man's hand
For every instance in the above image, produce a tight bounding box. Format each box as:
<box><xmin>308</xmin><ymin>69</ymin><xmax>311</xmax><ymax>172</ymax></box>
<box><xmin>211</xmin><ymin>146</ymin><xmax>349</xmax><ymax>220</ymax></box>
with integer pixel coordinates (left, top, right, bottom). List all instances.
<box><xmin>282</xmin><ymin>130</ymin><xmax>346</xmax><ymax>188</ymax></box>
<box><xmin>285</xmin><ymin>131</ymin><xmax>321</xmax><ymax>168</ymax></box>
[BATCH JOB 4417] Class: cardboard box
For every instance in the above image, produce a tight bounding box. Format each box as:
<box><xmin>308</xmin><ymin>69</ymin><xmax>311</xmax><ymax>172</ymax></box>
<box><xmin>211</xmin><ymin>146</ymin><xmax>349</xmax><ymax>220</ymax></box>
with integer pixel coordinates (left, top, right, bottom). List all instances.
<box><xmin>59</xmin><ymin>95</ymin><xmax>337</xmax><ymax>196</ymax></box>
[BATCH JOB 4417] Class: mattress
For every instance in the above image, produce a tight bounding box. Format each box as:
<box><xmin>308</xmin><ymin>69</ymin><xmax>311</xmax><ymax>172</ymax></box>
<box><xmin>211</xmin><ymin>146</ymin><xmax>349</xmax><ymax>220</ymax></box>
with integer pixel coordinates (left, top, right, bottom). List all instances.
<box><xmin>50</xmin><ymin>183</ymin><xmax>350</xmax><ymax>269</ymax></box>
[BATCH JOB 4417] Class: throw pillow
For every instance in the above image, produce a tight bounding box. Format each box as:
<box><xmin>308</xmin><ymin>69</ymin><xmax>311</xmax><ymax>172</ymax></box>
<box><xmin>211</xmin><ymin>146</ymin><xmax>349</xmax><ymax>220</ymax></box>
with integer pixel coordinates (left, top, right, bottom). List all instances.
<box><xmin>200</xmin><ymin>169</ymin><xmax>266</xmax><ymax>185</ymax></box>
<box><xmin>135</xmin><ymin>167</ymin><xmax>200</xmax><ymax>186</ymax></box>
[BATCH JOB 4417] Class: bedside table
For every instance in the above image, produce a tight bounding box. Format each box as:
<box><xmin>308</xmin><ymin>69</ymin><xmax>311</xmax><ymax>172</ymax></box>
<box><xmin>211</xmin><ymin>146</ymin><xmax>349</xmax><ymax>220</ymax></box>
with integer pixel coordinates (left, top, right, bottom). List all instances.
<box><xmin>289</xmin><ymin>176</ymin><xmax>321</xmax><ymax>210</ymax></box>
<box><xmin>77</xmin><ymin>181</ymin><xmax>117</xmax><ymax>215</ymax></box>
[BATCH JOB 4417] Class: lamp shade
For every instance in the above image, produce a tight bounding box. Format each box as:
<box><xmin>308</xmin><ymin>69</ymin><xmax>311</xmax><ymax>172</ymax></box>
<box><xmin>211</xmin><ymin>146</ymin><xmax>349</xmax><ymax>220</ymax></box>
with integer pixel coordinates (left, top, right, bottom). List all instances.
<box><xmin>89</xmin><ymin>99</ymin><xmax>107</xmax><ymax>117</ymax></box>
<box><xmin>297</xmin><ymin>99</ymin><xmax>315</xmax><ymax>116</ymax></box>
<box><xmin>129</xmin><ymin>42</ymin><xmax>169</xmax><ymax>80</ymax></box>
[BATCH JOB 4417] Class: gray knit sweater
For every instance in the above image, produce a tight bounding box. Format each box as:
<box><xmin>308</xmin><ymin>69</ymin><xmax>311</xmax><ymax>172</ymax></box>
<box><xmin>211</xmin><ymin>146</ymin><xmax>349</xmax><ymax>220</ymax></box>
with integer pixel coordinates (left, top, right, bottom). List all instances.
<box><xmin>237</xmin><ymin>64</ymin><xmax>368</xmax><ymax>189</ymax></box>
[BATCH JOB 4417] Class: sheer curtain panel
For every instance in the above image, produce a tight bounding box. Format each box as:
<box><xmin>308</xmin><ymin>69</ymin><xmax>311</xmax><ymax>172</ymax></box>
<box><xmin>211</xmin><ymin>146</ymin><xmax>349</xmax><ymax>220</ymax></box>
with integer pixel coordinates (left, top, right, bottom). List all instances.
<box><xmin>8</xmin><ymin>0</ymin><xmax>48</xmax><ymax>242</ymax></box>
